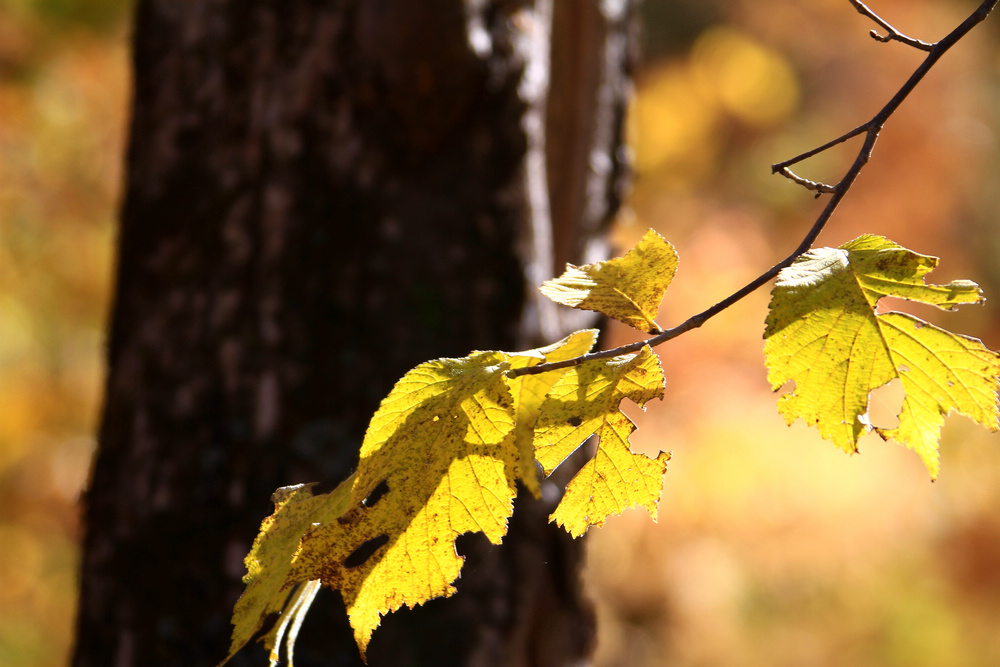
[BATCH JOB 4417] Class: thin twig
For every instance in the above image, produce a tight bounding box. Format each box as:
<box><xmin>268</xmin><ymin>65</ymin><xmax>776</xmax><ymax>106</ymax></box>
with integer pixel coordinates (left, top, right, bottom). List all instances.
<box><xmin>508</xmin><ymin>0</ymin><xmax>997</xmax><ymax>379</ymax></box>
<box><xmin>773</xmin><ymin>170</ymin><xmax>837</xmax><ymax>195</ymax></box>
<box><xmin>849</xmin><ymin>0</ymin><xmax>936</xmax><ymax>51</ymax></box>
<box><xmin>771</xmin><ymin>123</ymin><xmax>869</xmax><ymax>192</ymax></box>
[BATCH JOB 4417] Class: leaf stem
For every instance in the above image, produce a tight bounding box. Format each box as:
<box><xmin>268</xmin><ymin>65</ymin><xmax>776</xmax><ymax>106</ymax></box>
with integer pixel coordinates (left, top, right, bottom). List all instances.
<box><xmin>509</xmin><ymin>0</ymin><xmax>997</xmax><ymax>379</ymax></box>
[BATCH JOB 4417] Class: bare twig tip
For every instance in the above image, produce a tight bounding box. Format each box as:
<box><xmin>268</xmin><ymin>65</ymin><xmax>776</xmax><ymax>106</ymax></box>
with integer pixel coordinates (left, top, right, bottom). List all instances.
<box><xmin>852</xmin><ymin>0</ymin><xmax>936</xmax><ymax>51</ymax></box>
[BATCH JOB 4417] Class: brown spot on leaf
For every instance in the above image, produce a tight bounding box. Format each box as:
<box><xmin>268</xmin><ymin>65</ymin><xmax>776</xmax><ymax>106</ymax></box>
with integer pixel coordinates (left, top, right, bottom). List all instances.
<box><xmin>337</xmin><ymin>507</ymin><xmax>364</xmax><ymax>526</ymax></box>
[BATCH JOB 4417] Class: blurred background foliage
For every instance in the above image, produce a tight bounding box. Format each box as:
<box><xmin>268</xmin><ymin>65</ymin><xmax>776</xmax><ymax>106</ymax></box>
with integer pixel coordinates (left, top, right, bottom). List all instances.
<box><xmin>1</xmin><ymin>1</ymin><xmax>999</xmax><ymax>665</ymax></box>
<box><xmin>0</xmin><ymin>0</ymin><xmax>129</xmax><ymax>665</ymax></box>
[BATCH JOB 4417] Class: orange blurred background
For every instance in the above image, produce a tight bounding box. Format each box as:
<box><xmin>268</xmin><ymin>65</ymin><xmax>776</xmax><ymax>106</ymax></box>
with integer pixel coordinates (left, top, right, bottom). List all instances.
<box><xmin>0</xmin><ymin>1</ymin><xmax>126</xmax><ymax>665</ymax></box>
<box><xmin>2</xmin><ymin>1</ymin><xmax>1000</xmax><ymax>665</ymax></box>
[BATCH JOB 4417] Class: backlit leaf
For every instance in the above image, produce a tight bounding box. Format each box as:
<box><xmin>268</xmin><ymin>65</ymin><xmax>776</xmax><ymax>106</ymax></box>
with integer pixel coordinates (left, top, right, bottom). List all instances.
<box><xmin>540</xmin><ymin>229</ymin><xmax>678</xmax><ymax>333</ymax></box>
<box><xmin>533</xmin><ymin>346</ymin><xmax>669</xmax><ymax>536</ymax></box>
<box><xmin>505</xmin><ymin>329</ymin><xmax>600</xmax><ymax>498</ymax></box>
<box><xmin>286</xmin><ymin>351</ymin><xmax>517</xmax><ymax>658</ymax></box>
<box><xmin>221</xmin><ymin>476</ymin><xmax>354</xmax><ymax>666</ymax></box>
<box><xmin>764</xmin><ymin>235</ymin><xmax>1000</xmax><ymax>478</ymax></box>
<box><xmin>225</xmin><ymin>331</ymin><xmax>610</xmax><ymax>663</ymax></box>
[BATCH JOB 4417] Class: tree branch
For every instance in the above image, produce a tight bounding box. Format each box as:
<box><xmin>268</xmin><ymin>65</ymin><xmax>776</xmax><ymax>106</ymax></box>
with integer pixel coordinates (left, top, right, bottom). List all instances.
<box><xmin>849</xmin><ymin>0</ymin><xmax>936</xmax><ymax>51</ymax></box>
<box><xmin>771</xmin><ymin>123</ymin><xmax>868</xmax><ymax>193</ymax></box>
<box><xmin>508</xmin><ymin>0</ymin><xmax>997</xmax><ymax>379</ymax></box>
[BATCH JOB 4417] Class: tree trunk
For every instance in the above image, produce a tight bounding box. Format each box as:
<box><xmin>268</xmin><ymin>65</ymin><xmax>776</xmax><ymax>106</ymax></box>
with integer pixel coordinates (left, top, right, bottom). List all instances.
<box><xmin>73</xmin><ymin>1</ymin><xmax>635</xmax><ymax>665</ymax></box>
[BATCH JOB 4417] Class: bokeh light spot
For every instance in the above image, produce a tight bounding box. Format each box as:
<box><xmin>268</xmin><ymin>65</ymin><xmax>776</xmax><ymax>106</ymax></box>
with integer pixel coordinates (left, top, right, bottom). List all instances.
<box><xmin>692</xmin><ymin>26</ymin><xmax>800</xmax><ymax>129</ymax></box>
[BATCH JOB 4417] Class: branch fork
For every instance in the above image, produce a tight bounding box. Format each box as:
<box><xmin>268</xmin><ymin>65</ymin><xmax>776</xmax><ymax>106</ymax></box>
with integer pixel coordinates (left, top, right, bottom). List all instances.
<box><xmin>510</xmin><ymin>0</ymin><xmax>998</xmax><ymax>380</ymax></box>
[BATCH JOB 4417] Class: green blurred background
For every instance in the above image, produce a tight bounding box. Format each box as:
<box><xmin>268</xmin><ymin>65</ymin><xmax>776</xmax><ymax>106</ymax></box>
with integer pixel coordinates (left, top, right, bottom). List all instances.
<box><xmin>2</xmin><ymin>1</ymin><xmax>1000</xmax><ymax>665</ymax></box>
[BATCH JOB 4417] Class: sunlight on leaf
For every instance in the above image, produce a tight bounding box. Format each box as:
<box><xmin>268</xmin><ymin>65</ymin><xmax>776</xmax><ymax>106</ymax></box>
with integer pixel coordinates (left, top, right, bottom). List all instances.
<box><xmin>506</xmin><ymin>329</ymin><xmax>599</xmax><ymax>498</ymax></box>
<box><xmin>764</xmin><ymin>235</ymin><xmax>1000</xmax><ymax>478</ymax></box>
<box><xmin>534</xmin><ymin>346</ymin><xmax>669</xmax><ymax>536</ymax></box>
<box><xmin>221</xmin><ymin>476</ymin><xmax>354</xmax><ymax>666</ymax></box>
<box><xmin>285</xmin><ymin>352</ymin><xmax>517</xmax><ymax>658</ymax></box>
<box><xmin>225</xmin><ymin>333</ymin><xmax>608</xmax><ymax>662</ymax></box>
<box><xmin>540</xmin><ymin>229</ymin><xmax>678</xmax><ymax>333</ymax></box>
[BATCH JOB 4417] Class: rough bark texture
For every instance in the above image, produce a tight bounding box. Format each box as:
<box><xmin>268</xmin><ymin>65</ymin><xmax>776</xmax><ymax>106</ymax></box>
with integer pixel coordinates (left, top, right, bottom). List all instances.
<box><xmin>73</xmin><ymin>1</ymin><xmax>635</xmax><ymax>665</ymax></box>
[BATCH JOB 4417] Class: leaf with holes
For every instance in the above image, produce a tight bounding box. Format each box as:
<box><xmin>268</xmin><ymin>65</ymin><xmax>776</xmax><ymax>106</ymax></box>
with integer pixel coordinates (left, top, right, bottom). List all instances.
<box><xmin>285</xmin><ymin>351</ymin><xmax>518</xmax><ymax>659</ymax></box>
<box><xmin>224</xmin><ymin>330</ymin><xmax>621</xmax><ymax>663</ymax></box>
<box><xmin>506</xmin><ymin>329</ymin><xmax>600</xmax><ymax>498</ymax></box>
<box><xmin>764</xmin><ymin>235</ymin><xmax>1000</xmax><ymax>478</ymax></box>
<box><xmin>533</xmin><ymin>345</ymin><xmax>670</xmax><ymax>537</ymax></box>
<box><xmin>540</xmin><ymin>228</ymin><xmax>678</xmax><ymax>333</ymax></box>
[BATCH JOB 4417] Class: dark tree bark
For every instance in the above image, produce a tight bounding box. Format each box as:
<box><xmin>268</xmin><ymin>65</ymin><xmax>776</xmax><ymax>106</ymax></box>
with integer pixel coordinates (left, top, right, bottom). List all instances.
<box><xmin>73</xmin><ymin>1</ymin><xmax>635</xmax><ymax>666</ymax></box>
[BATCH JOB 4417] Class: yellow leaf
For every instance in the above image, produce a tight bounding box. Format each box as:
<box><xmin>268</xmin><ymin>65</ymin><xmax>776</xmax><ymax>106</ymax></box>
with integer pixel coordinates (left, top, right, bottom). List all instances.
<box><xmin>505</xmin><ymin>329</ymin><xmax>600</xmax><ymax>498</ymax></box>
<box><xmin>540</xmin><ymin>229</ymin><xmax>678</xmax><ymax>333</ymax></box>
<box><xmin>221</xmin><ymin>476</ymin><xmax>355</xmax><ymax>666</ymax></box>
<box><xmin>286</xmin><ymin>352</ymin><xmax>518</xmax><ymax>658</ymax></box>
<box><xmin>764</xmin><ymin>235</ymin><xmax>1000</xmax><ymax>478</ymax></box>
<box><xmin>226</xmin><ymin>332</ymin><xmax>606</xmax><ymax>662</ymax></box>
<box><xmin>533</xmin><ymin>346</ymin><xmax>669</xmax><ymax>536</ymax></box>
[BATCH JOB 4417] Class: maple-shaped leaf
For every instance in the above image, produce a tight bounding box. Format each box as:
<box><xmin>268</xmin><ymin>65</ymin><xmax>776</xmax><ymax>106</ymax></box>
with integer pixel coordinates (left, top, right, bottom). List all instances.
<box><xmin>220</xmin><ymin>477</ymin><xmax>354</xmax><ymax>666</ymax></box>
<box><xmin>540</xmin><ymin>228</ymin><xmax>678</xmax><ymax>333</ymax></box>
<box><xmin>533</xmin><ymin>346</ymin><xmax>670</xmax><ymax>536</ymax></box>
<box><xmin>285</xmin><ymin>351</ymin><xmax>517</xmax><ymax>658</ymax></box>
<box><xmin>505</xmin><ymin>329</ymin><xmax>599</xmax><ymax>498</ymax></box>
<box><xmin>764</xmin><ymin>235</ymin><xmax>1000</xmax><ymax>478</ymax></box>
<box><xmin>224</xmin><ymin>332</ymin><xmax>608</xmax><ymax>663</ymax></box>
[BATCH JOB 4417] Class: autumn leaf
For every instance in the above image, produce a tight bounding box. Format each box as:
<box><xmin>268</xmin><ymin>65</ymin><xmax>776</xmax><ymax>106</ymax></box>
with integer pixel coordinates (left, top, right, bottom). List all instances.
<box><xmin>283</xmin><ymin>351</ymin><xmax>518</xmax><ymax>658</ymax></box>
<box><xmin>224</xmin><ymin>331</ymin><xmax>610</xmax><ymax>663</ymax></box>
<box><xmin>221</xmin><ymin>477</ymin><xmax>354</xmax><ymax>666</ymax></box>
<box><xmin>505</xmin><ymin>329</ymin><xmax>599</xmax><ymax>498</ymax></box>
<box><xmin>764</xmin><ymin>235</ymin><xmax>1000</xmax><ymax>478</ymax></box>
<box><xmin>533</xmin><ymin>346</ymin><xmax>670</xmax><ymax>536</ymax></box>
<box><xmin>540</xmin><ymin>229</ymin><xmax>678</xmax><ymax>333</ymax></box>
